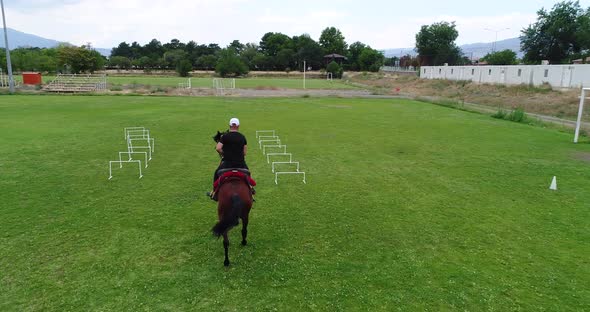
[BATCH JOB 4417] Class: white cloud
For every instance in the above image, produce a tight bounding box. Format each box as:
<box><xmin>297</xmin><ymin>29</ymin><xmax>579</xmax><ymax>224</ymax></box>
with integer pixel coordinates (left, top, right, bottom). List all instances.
<box><xmin>0</xmin><ymin>0</ymin><xmax>563</xmax><ymax>50</ymax></box>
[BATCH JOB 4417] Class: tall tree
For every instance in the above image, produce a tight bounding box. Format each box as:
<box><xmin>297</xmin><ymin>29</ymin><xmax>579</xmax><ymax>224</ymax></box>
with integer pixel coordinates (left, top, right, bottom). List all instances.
<box><xmin>358</xmin><ymin>47</ymin><xmax>384</xmax><ymax>72</ymax></box>
<box><xmin>521</xmin><ymin>1</ymin><xmax>590</xmax><ymax>64</ymax></box>
<box><xmin>259</xmin><ymin>32</ymin><xmax>292</xmax><ymax>57</ymax></box>
<box><xmin>415</xmin><ymin>21</ymin><xmax>462</xmax><ymax>66</ymax></box>
<box><xmin>228</xmin><ymin>40</ymin><xmax>245</xmax><ymax>55</ymax></box>
<box><xmin>319</xmin><ymin>27</ymin><xmax>347</xmax><ymax>55</ymax></box>
<box><xmin>57</xmin><ymin>45</ymin><xmax>105</xmax><ymax>73</ymax></box>
<box><xmin>215</xmin><ymin>49</ymin><xmax>248</xmax><ymax>77</ymax></box>
<box><xmin>347</xmin><ymin>41</ymin><xmax>367</xmax><ymax>71</ymax></box>
<box><xmin>292</xmin><ymin>34</ymin><xmax>323</xmax><ymax>70</ymax></box>
<box><xmin>111</xmin><ymin>42</ymin><xmax>132</xmax><ymax>58</ymax></box>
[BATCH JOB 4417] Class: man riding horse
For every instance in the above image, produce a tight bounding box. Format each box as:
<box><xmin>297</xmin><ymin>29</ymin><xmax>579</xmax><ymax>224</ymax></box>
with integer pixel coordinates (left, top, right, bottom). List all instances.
<box><xmin>208</xmin><ymin>117</ymin><xmax>253</xmax><ymax>200</ymax></box>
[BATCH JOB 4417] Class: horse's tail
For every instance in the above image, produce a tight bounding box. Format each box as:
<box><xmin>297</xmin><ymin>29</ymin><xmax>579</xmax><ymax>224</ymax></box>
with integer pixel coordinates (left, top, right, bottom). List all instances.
<box><xmin>212</xmin><ymin>194</ymin><xmax>243</xmax><ymax>237</ymax></box>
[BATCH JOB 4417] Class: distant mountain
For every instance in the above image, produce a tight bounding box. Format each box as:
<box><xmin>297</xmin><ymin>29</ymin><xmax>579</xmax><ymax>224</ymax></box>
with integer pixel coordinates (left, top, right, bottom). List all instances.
<box><xmin>95</xmin><ymin>48</ymin><xmax>111</xmax><ymax>57</ymax></box>
<box><xmin>460</xmin><ymin>37</ymin><xmax>523</xmax><ymax>59</ymax></box>
<box><xmin>0</xmin><ymin>28</ymin><xmax>64</xmax><ymax>49</ymax></box>
<box><xmin>383</xmin><ymin>37</ymin><xmax>523</xmax><ymax>60</ymax></box>
<box><xmin>0</xmin><ymin>28</ymin><xmax>110</xmax><ymax>56</ymax></box>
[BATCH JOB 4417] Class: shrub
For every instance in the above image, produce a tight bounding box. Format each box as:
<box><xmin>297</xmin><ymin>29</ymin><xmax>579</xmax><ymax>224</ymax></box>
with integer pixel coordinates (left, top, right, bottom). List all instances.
<box><xmin>491</xmin><ymin>109</ymin><xmax>508</xmax><ymax>119</ymax></box>
<box><xmin>176</xmin><ymin>59</ymin><xmax>193</xmax><ymax>77</ymax></box>
<box><xmin>215</xmin><ymin>49</ymin><xmax>249</xmax><ymax>77</ymax></box>
<box><xmin>508</xmin><ymin>108</ymin><xmax>527</xmax><ymax>123</ymax></box>
<box><xmin>326</xmin><ymin>61</ymin><xmax>343</xmax><ymax>79</ymax></box>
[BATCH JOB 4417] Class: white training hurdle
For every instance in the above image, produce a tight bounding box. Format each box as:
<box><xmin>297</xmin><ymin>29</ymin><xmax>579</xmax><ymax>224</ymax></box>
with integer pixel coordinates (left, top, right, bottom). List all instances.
<box><xmin>256</xmin><ymin>130</ymin><xmax>276</xmax><ymax>138</ymax></box>
<box><xmin>127</xmin><ymin>138</ymin><xmax>153</xmax><ymax>160</ymax></box>
<box><xmin>259</xmin><ymin>139</ymin><xmax>281</xmax><ymax>149</ymax></box>
<box><xmin>124</xmin><ymin>127</ymin><xmax>145</xmax><ymax>139</ymax></box>
<box><xmin>275</xmin><ymin>171</ymin><xmax>306</xmax><ymax>184</ymax></box>
<box><xmin>272</xmin><ymin>161</ymin><xmax>299</xmax><ymax>173</ymax></box>
<box><xmin>110</xmin><ymin>126</ymin><xmax>155</xmax><ymax>179</ymax></box>
<box><xmin>256</xmin><ymin>129</ymin><xmax>307</xmax><ymax>184</ymax></box>
<box><xmin>119</xmin><ymin>151</ymin><xmax>148</xmax><ymax>168</ymax></box>
<box><xmin>267</xmin><ymin>152</ymin><xmax>292</xmax><ymax>164</ymax></box>
<box><xmin>109</xmin><ymin>160</ymin><xmax>143</xmax><ymax>179</ymax></box>
<box><xmin>263</xmin><ymin>144</ymin><xmax>287</xmax><ymax>155</ymax></box>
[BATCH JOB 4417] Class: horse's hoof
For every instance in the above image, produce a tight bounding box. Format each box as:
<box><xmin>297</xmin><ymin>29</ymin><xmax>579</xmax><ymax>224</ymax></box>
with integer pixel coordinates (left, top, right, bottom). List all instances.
<box><xmin>241</xmin><ymin>240</ymin><xmax>247</xmax><ymax>246</ymax></box>
<box><xmin>224</xmin><ymin>260</ymin><xmax>230</xmax><ymax>267</ymax></box>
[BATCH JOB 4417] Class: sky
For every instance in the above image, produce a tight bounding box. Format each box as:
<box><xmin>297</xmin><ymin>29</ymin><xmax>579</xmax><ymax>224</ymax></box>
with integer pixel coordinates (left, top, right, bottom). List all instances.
<box><xmin>3</xmin><ymin>0</ymin><xmax>590</xmax><ymax>50</ymax></box>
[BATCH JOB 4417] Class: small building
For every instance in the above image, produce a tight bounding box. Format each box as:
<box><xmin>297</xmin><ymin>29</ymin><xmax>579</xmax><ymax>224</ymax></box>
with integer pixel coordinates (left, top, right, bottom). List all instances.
<box><xmin>22</xmin><ymin>72</ymin><xmax>42</xmax><ymax>85</ymax></box>
<box><xmin>324</xmin><ymin>53</ymin><xmax>348</xmax><ymax>66</ymax></box>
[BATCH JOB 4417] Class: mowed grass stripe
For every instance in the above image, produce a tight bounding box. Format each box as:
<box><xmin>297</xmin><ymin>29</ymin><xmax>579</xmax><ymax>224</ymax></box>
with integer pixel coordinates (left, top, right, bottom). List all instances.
<box><xmin>40</xmin><ymin>76</ymin><xmax>358</xmax><ymax>89</ymax></box>
<box><xmin>0</xmin><ymin>95</ymin><xmax>589</xmax><ymax>311</ymax></box>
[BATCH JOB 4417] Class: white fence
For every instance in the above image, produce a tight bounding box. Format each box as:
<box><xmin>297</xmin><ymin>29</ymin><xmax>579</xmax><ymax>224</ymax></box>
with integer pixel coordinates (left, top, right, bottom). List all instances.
<box><xmin>420</xmin><ymin>64</ymin><xmax>590</xmax><ymax>89</ymax></box>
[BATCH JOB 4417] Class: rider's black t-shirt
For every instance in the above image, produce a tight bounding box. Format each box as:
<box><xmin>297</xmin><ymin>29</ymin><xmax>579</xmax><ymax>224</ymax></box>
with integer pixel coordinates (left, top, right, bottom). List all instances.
<box><xmin>220</xmin><ymin>131</ymin><xmax>247</xmax><ymax>163</ymax></box>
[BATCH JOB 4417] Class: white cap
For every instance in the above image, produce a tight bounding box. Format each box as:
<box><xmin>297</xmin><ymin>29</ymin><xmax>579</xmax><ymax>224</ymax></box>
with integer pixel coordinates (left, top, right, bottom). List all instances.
<box><xmin>229</xmin><ymin>117</ymin><xmax>240</xmax><ymax>126</ymax></box>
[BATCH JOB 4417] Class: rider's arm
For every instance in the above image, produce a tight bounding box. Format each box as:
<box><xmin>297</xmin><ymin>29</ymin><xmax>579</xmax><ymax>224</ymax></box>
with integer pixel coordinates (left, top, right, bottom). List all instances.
<box><xmin>216</xmin><ymin>142</ymin><xmax>223</xmax><ymax>156</ymax></box>
<box><xmin>243</xmin><ymin>145</ymin><xmax>247</xmax><ymax>156</ymax></box>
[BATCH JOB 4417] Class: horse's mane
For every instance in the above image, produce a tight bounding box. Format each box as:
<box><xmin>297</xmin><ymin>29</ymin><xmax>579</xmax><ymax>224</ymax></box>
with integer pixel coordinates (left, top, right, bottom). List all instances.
<box><xmin>213</xmin><ymin>130</ymin><xmax>229</xmax><ymax>143</ymax></box>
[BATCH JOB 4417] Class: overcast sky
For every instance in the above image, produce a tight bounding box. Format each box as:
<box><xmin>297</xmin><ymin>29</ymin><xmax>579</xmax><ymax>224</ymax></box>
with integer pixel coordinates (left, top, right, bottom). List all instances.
<box><xmin>3</xmin><ymin>0</ymin><xmax>590</xmax><ymax>49</ymax></box>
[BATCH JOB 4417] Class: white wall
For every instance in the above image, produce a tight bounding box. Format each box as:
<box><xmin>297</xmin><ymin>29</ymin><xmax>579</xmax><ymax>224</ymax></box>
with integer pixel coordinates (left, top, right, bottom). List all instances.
<box><xmin>420</xmin><ymin>64</ymin><xmax>590</xmax><ymax>88</ymax></box>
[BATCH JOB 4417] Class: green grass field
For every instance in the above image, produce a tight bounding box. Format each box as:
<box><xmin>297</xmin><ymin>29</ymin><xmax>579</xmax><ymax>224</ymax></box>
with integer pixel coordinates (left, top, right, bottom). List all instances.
<box><xmin>40</xmin><ymin>76</ymin><xmax>358</xmax><ymax>90</ymax></box>
<box><xmin>1</xmin><ymin>95</ymin><xmax>589</xmax><ymax>311</ymax></box>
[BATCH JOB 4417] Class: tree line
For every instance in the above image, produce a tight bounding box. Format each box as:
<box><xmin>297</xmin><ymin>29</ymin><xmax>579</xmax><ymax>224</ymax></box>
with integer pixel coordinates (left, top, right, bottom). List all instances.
<box><xmin>108</xmin><ymin>27</ymin><xmax>384</xmax><ymax>77</ymax></box>
<box><xmin>4</xmin><ymin>2</ymin><xmax>585</xmax><ymax>75</ymax></box>
<box><xmin>416</xmin><ymin>0</ymin><xmax>590</xmax><ymax>66</ymax></box>
<box><xmin>0</xmin><ymin>45</ymin><xmax>104</xmax><ymax>74</ymax></box>
<box><xmin>1</xmin><ymin>26</ymin><xmax>384</xmax><ymax>77</ymax></box>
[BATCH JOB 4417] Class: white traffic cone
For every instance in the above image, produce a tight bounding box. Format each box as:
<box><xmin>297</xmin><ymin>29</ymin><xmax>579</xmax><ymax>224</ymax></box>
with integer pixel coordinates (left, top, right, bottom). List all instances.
<box><xmin>549</xmin><ymin>176</ymin><xmax>557</xmax><ymax>191</ymax></box>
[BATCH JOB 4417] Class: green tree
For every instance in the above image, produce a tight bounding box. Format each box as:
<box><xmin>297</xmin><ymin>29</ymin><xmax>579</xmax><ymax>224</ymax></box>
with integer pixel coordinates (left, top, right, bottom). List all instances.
<box><xmin>521</xmin><ymin>1</ymin><xmax>590</xmax><ymax>64</ymax></box>
<box><xmin>319</xmin><ymin>27</ymin><xmax>347</xmax><ymax>55</ymax></box>
<box><xmin>276</xmin><ymin>48</ymin><xmax>296</xmax><ymax>71</ymax></box>
<box><xmin>415</xmin><ymin>21</ymin><xmax>462</xmax><ymax>65</ymax></box>
<box><xmin>358</xmin><ymin>47</ymin><xmax>384</xmax><ymax>72</ymax></box>
<box><xmin>347</xmin><ymin>42</ymin><xmax>367</xmax><ymax>71</ymax></box>
<box><xmin>197</xmin><ymin>54</ymin><xmax>218</xmax><ymax>70</ymax></box>
<box><xmin>109</xmin><ymin>56</ymin><xmax>132</xmax><ymax>69</ymax></box>
<box><xmin>228</xmin><ymin>40</ymin><xmax>245</xmax><ymax>55</ymax></box>
<box><xmin>292</xmin><ymin>34</ymin><xmax>323</xmax><ymax>70</ymax></box>
<box><xmin>143</xmin><ymin>39</ymin><xmax>164</xmax><ymax>59</ymax></box>
<box><xmin>326</xmin><ymin>61</ymin><xmax>343</xmax><ymax>78</ymax></box>
<box><xmin>134</xmin><ymin>56</ymin><xmax>155</xmax><ymax>69</ymax></box>
<box><xmin>252</xmin><ymin>53</ymin><xmax>272</xmax><ymax>71</ymax></box>
<box><xmin>215</xmin><ymin>49</ymin><xmax>249</xmax><ymax>77</ymax></box>
<box><xmin>111</xmin><ymin>42</ymin><xmax>132</xmax><ymax>58</ymax></box>
<box><xmin>57</xmin><ymin>45</ymin><xmax>105</xmax><ymax>73</ymax></box>
<box><xmin>240</xmin><ymin>43</ymin><xmax>259</xmax><ymax>69</ymax></box>
<box><xmin>176</xmin><ymin>59</ymin><xmax>192</xmax><ymax>77</ymax></box>
<box><xmin>481</xmin><ymin>49</ymin><xmax>518</xmax><ymax>65</ymax></box>
<box><xmin>163</xmin><ymin>50</ymin><xmax>188</xmax><ymax>69</ymax></box>
<box><xmin>260</xmin><ymin>32</ymin><xmax>292</xmax><ymax>57</ymax></box>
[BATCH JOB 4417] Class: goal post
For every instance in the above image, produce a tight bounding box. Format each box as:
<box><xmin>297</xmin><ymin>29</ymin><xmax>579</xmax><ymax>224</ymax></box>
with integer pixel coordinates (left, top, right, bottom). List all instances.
<box><xmin>574</xmin><ymin>88</ymin><xmax>590</xmax><ymax>143</ymax></box>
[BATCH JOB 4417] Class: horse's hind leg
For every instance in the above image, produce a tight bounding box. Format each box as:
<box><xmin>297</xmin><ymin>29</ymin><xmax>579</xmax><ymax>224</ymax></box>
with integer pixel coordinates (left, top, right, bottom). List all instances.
<box><xmin>223</xmin><ymin>232</ymin><xmax>230</xmax><ymax>266</ymax></box>
<box><xmin>241</xmin><ymin>215</ymin><xmax>248</xmax><ymax>246</ymax></box>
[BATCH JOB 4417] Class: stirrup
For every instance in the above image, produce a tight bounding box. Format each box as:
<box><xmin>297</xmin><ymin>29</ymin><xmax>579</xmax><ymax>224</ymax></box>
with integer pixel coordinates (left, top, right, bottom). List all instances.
<box><xmin>206</xmin><ymin>191</ymin><xmax>217</xmax><ymax>201</ymax></box>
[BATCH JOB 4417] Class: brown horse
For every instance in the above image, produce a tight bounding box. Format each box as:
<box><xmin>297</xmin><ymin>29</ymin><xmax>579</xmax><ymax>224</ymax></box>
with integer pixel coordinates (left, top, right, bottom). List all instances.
<box><xmin>211</xmin><ymin>174</ymin><xmax>253</xmax><ymax>266</ymax></box>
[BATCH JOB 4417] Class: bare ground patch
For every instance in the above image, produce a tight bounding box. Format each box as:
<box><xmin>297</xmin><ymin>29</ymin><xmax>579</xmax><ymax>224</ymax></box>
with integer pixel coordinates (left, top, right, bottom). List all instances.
<box><xmin>347</xmin><ymin>72</ymin><xmax>584</xmax><ymax>120</ymax></box>
<box><xmin>573</xmin><ymin>152</ymin><xmax>590</xmax><ymax>163</ymax></box>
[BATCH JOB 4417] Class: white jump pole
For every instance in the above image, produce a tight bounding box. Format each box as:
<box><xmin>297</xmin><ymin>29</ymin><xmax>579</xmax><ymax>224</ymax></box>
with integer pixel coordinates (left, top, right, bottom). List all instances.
<box><xmin>574</xmin><ymin>88</ymin><xmax>588</xmax><ymax>143</ymax></box>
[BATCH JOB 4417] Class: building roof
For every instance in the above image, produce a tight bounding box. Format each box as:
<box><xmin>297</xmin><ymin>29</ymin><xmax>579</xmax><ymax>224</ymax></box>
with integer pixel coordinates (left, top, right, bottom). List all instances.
<box><xmin>324</xmin><ymin>53</ymin><xmax>348</xmax><ymax>60</ymax></box>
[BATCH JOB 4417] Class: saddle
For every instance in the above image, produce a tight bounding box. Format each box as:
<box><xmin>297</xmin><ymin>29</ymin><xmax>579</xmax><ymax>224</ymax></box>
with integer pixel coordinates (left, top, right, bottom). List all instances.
<box><xmin>211</xmin><ymin>169</ymin><xmax>256</xmax><ymax>201</ymax></box>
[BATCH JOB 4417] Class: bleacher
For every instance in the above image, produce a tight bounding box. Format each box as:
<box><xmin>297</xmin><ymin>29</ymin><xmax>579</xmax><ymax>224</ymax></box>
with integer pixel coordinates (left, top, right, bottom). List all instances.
<box><xmin>43</xmin><ymin>74</ymin><xmax>107</xmax><ymax>92</ymax></box>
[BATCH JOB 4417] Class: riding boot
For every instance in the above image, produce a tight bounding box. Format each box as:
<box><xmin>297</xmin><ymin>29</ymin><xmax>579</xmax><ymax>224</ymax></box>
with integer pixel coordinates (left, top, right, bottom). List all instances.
<box><xmin>206</xmin><ymin>190</ymin><xmax>218</xmax><ymax>201</ymax></box>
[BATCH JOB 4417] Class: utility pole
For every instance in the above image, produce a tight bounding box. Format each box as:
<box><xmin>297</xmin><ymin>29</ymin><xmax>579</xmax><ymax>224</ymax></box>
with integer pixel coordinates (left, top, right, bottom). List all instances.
<box><xmin>303</xmin><ymin>60</ymin><xmax>306</xmax><ymax>89</ymax></box>
<box><xmin>484</xmin><ymin>28</ymin><xmax>510</xmax><ymax>53</ymax></box>
<box><xmin>1</xmin><ymin>0</ymin><xmax>14</xmax><ymax>93</ymax></box>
